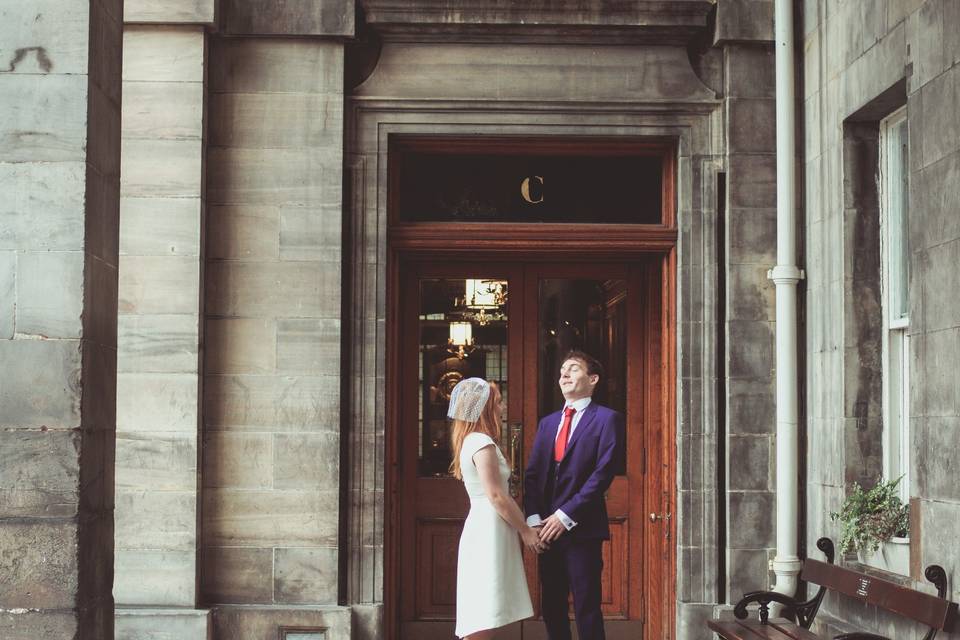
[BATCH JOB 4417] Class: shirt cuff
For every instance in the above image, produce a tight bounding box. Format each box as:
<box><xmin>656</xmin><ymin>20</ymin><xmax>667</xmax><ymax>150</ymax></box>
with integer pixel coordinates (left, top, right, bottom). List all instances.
<box><xmin>526</xmin><ymin>514</ymin><xmax>543</xmax><ymax>527</ymax></box>
<box><xmin>555</xmin><ymin>509</ymin><xmax>577</xmax><ymax>530</ymax></box>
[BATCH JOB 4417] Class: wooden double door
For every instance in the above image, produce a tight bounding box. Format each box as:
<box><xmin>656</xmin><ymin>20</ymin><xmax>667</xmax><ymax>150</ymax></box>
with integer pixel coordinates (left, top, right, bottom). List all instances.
<box><xmin>394</xmin><ymin>259</ymin><xmax>675</xmax><ymax>640</ymax></box>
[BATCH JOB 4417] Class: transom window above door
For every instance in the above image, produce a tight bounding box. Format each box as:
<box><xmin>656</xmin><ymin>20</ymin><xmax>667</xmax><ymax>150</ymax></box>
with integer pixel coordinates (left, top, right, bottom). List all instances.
<box><xmin>389</xmin><ymin>136</ymin><xmax>674</xmax><ymax>225</ymax></box>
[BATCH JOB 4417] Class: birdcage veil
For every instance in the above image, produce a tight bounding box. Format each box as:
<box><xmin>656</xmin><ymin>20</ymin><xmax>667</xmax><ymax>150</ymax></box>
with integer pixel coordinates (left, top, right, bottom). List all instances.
<box><xmin>447</xmin><ymin>377</ymin><xmax>491</xmax><ymax>423</ymax></box>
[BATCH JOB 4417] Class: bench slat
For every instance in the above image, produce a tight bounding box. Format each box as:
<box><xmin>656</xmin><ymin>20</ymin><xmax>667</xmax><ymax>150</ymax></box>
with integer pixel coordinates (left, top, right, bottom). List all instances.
<box><xmin>707</xmin><ymin>620</ymin><xmax>821</xmax><ymax>640</ymax></box>
<box><xmin>801</xmin><ymin>559</ymin><xmax>957</xmax><ymax>630</ymax></box>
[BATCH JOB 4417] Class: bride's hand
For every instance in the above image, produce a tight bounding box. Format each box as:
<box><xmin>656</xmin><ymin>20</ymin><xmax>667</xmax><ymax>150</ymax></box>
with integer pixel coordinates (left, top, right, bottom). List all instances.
<box><xmin>521</xmin><ymin>526</ymin><xmax>546</xmax><ymax>553</ymax></box>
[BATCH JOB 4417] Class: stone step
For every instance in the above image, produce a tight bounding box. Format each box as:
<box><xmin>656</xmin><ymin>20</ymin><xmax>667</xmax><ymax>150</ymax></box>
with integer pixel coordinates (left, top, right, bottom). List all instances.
<box><xmin>115</xmin><ymin>608</ymin><xmax>211</xmax><ymax>640</ymax></box>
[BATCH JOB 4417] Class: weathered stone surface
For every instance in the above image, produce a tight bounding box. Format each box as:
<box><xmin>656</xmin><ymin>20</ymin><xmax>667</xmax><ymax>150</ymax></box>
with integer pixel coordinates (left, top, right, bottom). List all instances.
<box><xmin>116</xmin><ymin>431</ymin><xmax>197</xmax><ymax>491</ymax></box>
<box><xmin>116</xmin><ymin>372</ymin><xmax>198</xmax><ymax>432</ymax></box>
<box><xmin>727</xmin><ymin>264</ymin><xmax>775</xmax><ymax>321</ymax></box>
<box><xmin>15</xmin><ymin>251</ymin><xmax>84</xmax><ymax>339</ymax></box>
<box><xmin>122</xmin><ymin>81</ymin><xmax>204</xmax><ymax>140</ymax></box>
<box><xmin>920</xmin><ymin>67</ymin><xmax>959</xmax><ymax>170</ymax></box>
<box><xmin>274</xmin><ymin>547</ymin><xmax>339</xmax><ymax>604</ymax></box>
<box><xmin>727</xmin><ymin>435</ymin><xmax>771</xmax><ymax>491</ymax></box>
<box><xmin>273</xmin><ymin>433</ymin><xmax>340</xmax><ymax>490</ymax></box>
<box><xmin>0</xmin><ymin>162</ymin><xmax>85</xmax><ymax>251</ymax></box>
<box><xmin>123</xmin><ymin>26</ymin><xmax>205</xmax><ymax>83</ymax></box>
<box><xmin>115</xmin><ymin>607</ymin><xmax>210</xmax><ymax>640</ymax></box>
<box><xmin>204</xmin><ymin>262</ymin><xmax>341</xmax><ymax>318</ymax></box>
<box><xmin>115</xmin><ymin>491</ymin><xmax>197</xmax><ymax>550</ymax></box>
<box><xmin>124</xmin><ymin>0</ymin><xmax>217</xmax><ymax>24</ymax></box>
<box><xmin>114</xmin><ymin>551</ymin><xmax>196</xmax><ymax>607</ymax></box>
<box><xmin>0</xmin><ymin>251</ymin><xmax>13</xmax><ymax>338</ymax></box>
<box><xmin>0</xmin><ymin>610</ymin><xmax>77</xmax><ymax>639</ymax></box>
<box><xmin>203</xmin><ymin>374</ymin><xmax>340</xmax><ymax>431</ymax></box>
<box><xmin>202</xmin><ymin>489</ymin><xmax>339</xmax><ymax>547</ymax></box>
<box><xmin>120</xmin><ymin>196</ymin><xmax>202</xmax><ymax>257</ymax></box>
<box><xmin>727</xmin><ymin>321</ymin><xmax>774</xmax><ymax>379</ymax></box>
<box><xmin>211</xmin><ymin>604</ymin><xmax>350</xmax><ymax>639</ymax></box>
<box><xmin>221</xmin><ymin>0</ymin><xmax>354</xmax><ymax>37</ymax></box>
<box><xmin>203</xmin><ymin>432</ymin><xmax>273</xmax><ymax>489</ymax></box>
<box><xmin>204</xmin><ymin>318</ymin><xmax>276</xmax><ymax>374</ymax></box>
<box><xmin>0</xmin><ymin>520</ymin><xmax>78</xmax><ymax>609</ymax></box>
<box><xmin>206</xmin><ymin>148</ymin><xmax>338</xmax><ymax>206</ymax></box>
<box><xmin>206</xmin><ymin>205</ymin><xmax>281</xmax><ymax>260</ymax></box>
<box><xmin>726</xmin><ymin>98</ymin><xmax>776</xmax><ymax>153</ymax></box>
<box><xmin>0</xmin><ymin>339</ymin><xmax>81</xmax><ymax>428</ymax></box>
<box><xmin>0</xmin><ymin>74</ymin><xmax>89</xmax><ymax>163</ymax></box>
<box><xmin>208</xmin><ymin>92</ymin><xmax>343</xmax><ymax>149</ymax></box>
<box><xmin>714</xmin><ymin>0</ymin><xmax>774</xmax><ymax>44</ymax></box>
<box><xmin>0</xmin><ymin>430</ymin><xmax>80</xmax><ymax>518</ymax></box>
<box><xmin>727</xmin><ymin>491</ymin><xmax>774</xmax><ymax>549</ymax></box>
<box><xmin>210</xmin><ymin>39</ymin><xmax>344</xmax><ymax>94</ymax></box>
<box><xmin>726</xmin><ymin>548</ymin><xmax>770</xmax><ymax>594</ymax></box>
<box><xmin>279</xmin><ymin>207</ymin><xmax>343</xmax><ymax>263</ymax></box>
<box><xmin>117</xmin><ymin>313</ymin><xmax>199</xmax><ymax>373</ymax></box>
<box><xmin>724</xmin><ymin>44</ymin><xmax>775</xmax><ymax>99</ymax></box>
<box><xmin>355</xmin><ymin>42</ymin><xmax>716</xmax><ymax>103</ymax></box>
<box><xmin>276</xmin><ymin>319</ymin><xmax>341</xmax><ymax>375</ymax></box>
<box><xmin>121</xmin><ymin>137</ymin><xmax>203</xmax><ymax>197</ymax></box>
<box><xmin>0</xmin><ymin>0</ymin><xmax>90</xmax><ymax>75</ymax></box>
<box><xmin>200</xmin><ymin>547</ymin><xmax>273</xmax><ymax>603</ymax></box>
<box><xmin>119</xmin><ymin>255</ymin><xmax>201</xmax><ymax>314</ymax></box>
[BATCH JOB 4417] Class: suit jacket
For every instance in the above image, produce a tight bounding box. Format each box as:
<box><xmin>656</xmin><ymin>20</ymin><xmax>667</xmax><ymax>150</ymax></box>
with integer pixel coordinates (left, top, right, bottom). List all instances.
<box><xmin>523</xmin><ymin>402</ymin><xmax>625</xmax><ymax>540</ymax></box>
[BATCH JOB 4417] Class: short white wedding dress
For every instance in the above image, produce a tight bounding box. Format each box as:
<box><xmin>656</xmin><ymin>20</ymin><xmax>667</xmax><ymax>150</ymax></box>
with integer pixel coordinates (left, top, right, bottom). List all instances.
<box><xmin>455</xmin><ymin>432</ymin><xmax>534</xmax><ymax>638</ymax></box>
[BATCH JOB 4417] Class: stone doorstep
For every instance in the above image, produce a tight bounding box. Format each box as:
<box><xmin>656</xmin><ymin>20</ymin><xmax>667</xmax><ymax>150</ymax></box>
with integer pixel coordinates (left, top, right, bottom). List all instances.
<box><xmin>115</xmin><ymin>608</ymin><xmax>212</xmax><ymax>640</ymax></box>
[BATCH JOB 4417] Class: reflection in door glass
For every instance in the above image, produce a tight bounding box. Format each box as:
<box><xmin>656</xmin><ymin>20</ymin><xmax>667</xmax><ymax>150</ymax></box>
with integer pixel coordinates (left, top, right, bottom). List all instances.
<box><xmin>539</xmin><ymin>279</ymin><xmax>627</xmax><ymax>473</ymax></box>
<box><xmin>419</xmin><ymin>278</ymin><xmax>508</xmax><ymax>477</ymax></box>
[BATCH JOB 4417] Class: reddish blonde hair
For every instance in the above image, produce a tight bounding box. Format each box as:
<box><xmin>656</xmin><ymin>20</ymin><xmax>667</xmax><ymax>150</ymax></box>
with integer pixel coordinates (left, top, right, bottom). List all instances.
<box><xmin>449</xmin><ymin>382</ymin><xmax>501</xmax><ymax>480</ymax></box>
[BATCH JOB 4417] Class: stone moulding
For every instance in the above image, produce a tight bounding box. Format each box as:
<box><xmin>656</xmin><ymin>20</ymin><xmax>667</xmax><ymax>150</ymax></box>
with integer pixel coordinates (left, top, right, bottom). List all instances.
<box><xmin>360</xmin><ymin>0</ymin><xmax>714</xmax><ymax>44</ymax></box>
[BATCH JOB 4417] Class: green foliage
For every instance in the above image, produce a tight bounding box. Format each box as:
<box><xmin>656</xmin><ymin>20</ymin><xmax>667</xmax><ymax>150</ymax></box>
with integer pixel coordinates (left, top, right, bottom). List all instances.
<box><xmin>830</xmin><ymin>477</ymin><xmax>909</xmax><ymax>555</ymax></box>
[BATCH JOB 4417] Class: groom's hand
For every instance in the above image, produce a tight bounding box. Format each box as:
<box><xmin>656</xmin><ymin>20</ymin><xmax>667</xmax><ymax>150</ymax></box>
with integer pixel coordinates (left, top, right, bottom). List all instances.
<box><xmin>538</xmin><ymin>514</ymin><xmax>566</xmax><ymax>543</ymax></box>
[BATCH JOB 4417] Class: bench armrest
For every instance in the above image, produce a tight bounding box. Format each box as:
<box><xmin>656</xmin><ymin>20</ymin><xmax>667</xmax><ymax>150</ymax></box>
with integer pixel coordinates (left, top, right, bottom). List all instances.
<box><xmin>733</xmin><ymin>591</ymin><xmax>803</xmax><ymax>625</ymax></box>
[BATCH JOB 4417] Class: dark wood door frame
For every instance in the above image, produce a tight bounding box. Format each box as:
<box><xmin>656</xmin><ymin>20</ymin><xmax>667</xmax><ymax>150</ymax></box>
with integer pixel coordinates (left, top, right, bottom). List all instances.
<box><xmin>383</xmin><ymin>133</ymin><xmax>678</xmax><ymax>640</ymax></box>
<box><xmin>384</xmin><ymin>246</ymin><xmax>677</xmax><ymax>640</ymax></box>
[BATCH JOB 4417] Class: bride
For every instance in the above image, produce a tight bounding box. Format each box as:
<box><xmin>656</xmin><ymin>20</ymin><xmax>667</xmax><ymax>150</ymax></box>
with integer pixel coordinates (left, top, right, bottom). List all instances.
<box><xmin>448</xmin><ymin>377</ymin><xmax>541</xmax><ymax>639</ymax></box>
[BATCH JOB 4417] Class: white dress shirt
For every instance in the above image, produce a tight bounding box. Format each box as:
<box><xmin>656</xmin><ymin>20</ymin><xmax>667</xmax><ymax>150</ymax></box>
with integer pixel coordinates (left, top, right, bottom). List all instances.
<box><xmin>526</xmin><ymin>396</ymin><xmax>592</xmax><ymax>531</ymax></box>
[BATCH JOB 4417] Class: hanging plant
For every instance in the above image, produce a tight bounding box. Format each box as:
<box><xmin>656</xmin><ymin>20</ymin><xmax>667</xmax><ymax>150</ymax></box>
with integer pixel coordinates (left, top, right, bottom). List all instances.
<box><xmin>829</xmin><ymin>477</ymin><xmax>909</xmax><ymax>555</ymax></box>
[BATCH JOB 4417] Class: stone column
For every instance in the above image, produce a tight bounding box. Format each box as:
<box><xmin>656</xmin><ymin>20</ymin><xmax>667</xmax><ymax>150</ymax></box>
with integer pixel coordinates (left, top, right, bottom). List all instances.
<box><xmin>714</xmin><ymin>0</ymin><xmax>780</xmax><ymax>603</ymax></box>
<box><xmin>113</xmin><ymin>1</ymin><xmax>213</xmax><ymax>638</ymax></box>
<box><xmin>0</xmin><ymin>1</ymin><xmax>122</xmax><ymax>638</ymax></box>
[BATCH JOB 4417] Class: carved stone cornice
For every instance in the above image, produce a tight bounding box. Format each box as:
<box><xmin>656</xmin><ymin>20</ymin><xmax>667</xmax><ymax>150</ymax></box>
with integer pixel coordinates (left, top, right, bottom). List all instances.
<box><xmin>360</xmin><ymin>0</ymin><xmax>716</xmax><ymax>45</ymax></box>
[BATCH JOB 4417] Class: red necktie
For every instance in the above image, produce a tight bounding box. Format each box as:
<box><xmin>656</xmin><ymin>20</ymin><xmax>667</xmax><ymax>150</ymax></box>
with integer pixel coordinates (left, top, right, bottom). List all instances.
<box><xmin>554</xmin><ymin>406</ymin><xmax>576</xmax><ymax>461</ymax></box>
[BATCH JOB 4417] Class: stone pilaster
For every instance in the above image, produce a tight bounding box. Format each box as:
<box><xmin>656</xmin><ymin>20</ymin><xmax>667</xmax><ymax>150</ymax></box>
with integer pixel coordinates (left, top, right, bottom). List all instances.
<box><xmin>113</xmin><ymin>1</ymin><xmax>213</xmax><ymax>638</ymax></box>
<box><xmin>0</xmin><ymin>0</ymin><xmax>122</xmax><ymax>638</ymax></box>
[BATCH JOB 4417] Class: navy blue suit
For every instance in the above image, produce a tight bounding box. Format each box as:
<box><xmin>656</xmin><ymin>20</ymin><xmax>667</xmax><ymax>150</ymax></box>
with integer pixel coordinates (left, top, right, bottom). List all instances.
<box><xmin>523</xmin><ymin>402</ymin><xmax>625</xmax><ymax>640</ymax></box>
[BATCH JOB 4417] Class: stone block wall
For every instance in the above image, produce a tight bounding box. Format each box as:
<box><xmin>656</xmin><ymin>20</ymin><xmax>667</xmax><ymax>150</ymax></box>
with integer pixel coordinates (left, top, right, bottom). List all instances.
<box><xmin>115</xmin><ymin>23</ymin><xmax>206</xmax><ymax>610</ymax></box>
<box><xmin>0</xmin><ymin>0</ymin><xmax>122</xmax><ymax>637</ymax></box>
<box><xmin>716</xmin><ymin>27</ymin><xmax>779</xmax><ymax>600</ymax></box>
<box><xmin>803</xmin><ymin>0</ymin><xmax>960</xmax><ymax>637</ymax></box>
<box><xmin>201</xmin><ymin>37</ymin><xmax>345</xmax><ymax>610</ymax></box>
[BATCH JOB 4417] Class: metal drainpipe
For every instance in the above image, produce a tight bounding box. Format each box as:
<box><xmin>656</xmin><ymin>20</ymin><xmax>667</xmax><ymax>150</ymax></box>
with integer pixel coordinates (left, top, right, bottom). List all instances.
<box><xmin>769</xmin><ymin>0</ymin><xmax>804</xmax><ymax>596</ymax></box>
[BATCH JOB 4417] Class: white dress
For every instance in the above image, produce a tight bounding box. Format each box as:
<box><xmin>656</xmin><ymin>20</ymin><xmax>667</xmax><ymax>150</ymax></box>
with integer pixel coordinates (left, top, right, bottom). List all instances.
<box><xmin>456</xmin><ymin>432</ymin><xmax>534</xmax><ymax>638</ymax></box>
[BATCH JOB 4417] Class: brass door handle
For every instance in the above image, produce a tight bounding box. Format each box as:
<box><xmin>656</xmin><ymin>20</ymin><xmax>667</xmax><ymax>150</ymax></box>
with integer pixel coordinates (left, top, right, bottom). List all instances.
<box><xmin>509</xmin><ymin>422</ymin><xmax>522</xmax><ymax>498</ymax></box>
<box><xmin>649</xmin><ymin>512</ymin><xmax>672</xmax><ymax>523</ymax></box>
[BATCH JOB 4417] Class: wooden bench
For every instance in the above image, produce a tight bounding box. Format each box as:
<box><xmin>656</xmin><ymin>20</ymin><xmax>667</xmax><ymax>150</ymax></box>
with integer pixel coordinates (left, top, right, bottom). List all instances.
<box><xmin>707</xmin><ymin>537</ymin><xmax>958</xmax><ymax>640</ymax></box>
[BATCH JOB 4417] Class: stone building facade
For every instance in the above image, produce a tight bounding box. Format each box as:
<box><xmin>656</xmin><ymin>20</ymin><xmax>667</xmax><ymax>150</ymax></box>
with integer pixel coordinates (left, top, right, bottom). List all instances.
<box><xmin>0</xmin><ymin>1</ymin><xmax>958</xmax><ymax>639</ymax></box>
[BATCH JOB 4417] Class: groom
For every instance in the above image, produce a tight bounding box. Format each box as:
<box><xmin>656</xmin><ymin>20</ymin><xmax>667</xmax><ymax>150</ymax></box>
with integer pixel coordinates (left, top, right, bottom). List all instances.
<box><xmin>524</xmin><ymin>350</ymin><xmax>625</xmax><ymax>640</ymax></box>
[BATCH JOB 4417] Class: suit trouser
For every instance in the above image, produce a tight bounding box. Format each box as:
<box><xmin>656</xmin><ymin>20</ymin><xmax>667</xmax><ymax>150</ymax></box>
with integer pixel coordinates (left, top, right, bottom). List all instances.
<box><xmin>538</xmin><ymin>538</ymin><xmax>605</xmax><ymax>640</ymax></box>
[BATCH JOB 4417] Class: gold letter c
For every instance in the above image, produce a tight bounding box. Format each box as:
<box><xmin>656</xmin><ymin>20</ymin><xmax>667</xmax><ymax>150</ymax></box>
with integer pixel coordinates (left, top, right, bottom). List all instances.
<box><xmin>521</xmin><ymin>176</ymin><xmax>544</xmax><ymax>204</ymax></box>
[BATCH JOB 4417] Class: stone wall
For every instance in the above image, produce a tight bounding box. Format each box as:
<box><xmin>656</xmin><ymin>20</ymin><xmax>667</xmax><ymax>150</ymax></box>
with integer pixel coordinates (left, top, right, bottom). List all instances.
<box><xmin>0</xmin><ymin>0</ymin><xmax>122</xmax><ymax>637</ymax></box>
<box><xmin>803</xmin><ymin>0</ymin><xmax>960</xmax><ymax>637</ymax></box>
<box><xmin>201</xmin><ymin>36</ymin><xmax>347</xmax><ymax>626</ymax></box>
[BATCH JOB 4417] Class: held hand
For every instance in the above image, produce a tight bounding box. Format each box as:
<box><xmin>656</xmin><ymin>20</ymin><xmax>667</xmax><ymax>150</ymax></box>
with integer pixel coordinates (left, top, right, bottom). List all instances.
<box><xmin>538</xmin><ymin>514</ymin><xmax>567</xmax><ymax>544</ymax></box>
<box><xmin>521</xmin><ymin>526</ymin><xmax>548</xmax><ymax>554</ymax></box>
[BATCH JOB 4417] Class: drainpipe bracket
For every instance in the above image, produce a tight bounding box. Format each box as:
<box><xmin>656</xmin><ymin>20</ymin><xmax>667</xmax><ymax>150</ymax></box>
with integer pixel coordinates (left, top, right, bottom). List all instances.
<box><xmin>767</xmin><ymin>265</ymin><xmax>805</xmax><ymax>284</ymax></box>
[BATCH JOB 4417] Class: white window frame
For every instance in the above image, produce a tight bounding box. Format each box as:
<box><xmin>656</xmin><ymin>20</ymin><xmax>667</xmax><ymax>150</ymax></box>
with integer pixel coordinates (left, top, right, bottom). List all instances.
<box><xmin>879</xmin><ymin>107</ymin><xmax>910</xmax><ymax>504</ymax></box>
